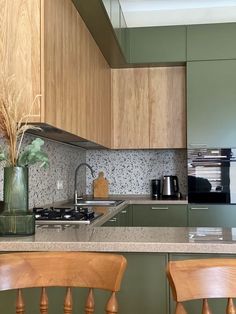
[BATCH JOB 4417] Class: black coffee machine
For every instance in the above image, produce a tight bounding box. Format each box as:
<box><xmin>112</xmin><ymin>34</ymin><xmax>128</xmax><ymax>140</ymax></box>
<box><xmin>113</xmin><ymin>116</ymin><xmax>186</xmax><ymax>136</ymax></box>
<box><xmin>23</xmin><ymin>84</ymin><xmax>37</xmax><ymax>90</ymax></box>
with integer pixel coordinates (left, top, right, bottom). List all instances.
<box><xmin>162</xmin><ymin>175</ymin><xmax>180</xmax><ymax>199</ymax></box>
<box><xmin>151</xmin><ymin>179</ymin><xmax>161</xmax><ymax>200</ymax></box>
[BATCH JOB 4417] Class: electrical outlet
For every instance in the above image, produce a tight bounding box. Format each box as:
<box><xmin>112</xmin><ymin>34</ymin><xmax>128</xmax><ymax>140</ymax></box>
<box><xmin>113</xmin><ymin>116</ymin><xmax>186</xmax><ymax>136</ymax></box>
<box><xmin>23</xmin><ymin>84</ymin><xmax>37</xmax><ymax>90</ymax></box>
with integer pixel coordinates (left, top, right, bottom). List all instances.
<box><xmin>56</xmin><ymin>180</ymin><xmax>63</xmax><ymax>190</ymax></box>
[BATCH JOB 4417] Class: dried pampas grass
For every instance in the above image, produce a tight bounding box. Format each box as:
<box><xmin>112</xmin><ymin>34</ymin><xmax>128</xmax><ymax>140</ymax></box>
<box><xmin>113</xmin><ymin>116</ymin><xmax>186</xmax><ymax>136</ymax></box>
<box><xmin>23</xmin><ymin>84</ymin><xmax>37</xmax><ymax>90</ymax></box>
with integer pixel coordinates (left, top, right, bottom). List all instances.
<box><xmin>0</xmin><ymin>75</ymin><xmax>41</xmax><ymax>166</ymax></box>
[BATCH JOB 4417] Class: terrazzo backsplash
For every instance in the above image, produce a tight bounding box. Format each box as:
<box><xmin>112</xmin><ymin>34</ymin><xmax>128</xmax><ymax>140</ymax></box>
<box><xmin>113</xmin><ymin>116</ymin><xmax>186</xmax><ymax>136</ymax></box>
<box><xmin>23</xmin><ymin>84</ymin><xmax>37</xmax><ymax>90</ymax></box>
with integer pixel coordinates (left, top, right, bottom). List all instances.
<box><xmin>0</xmin><ymin>135</ymin><xmax>187</xmax><ymax>206</ymax></box>
<box><xmin>0</xmin><ymin>134</ymin><xmax>86</xmax><ymax>208</ymax></box>
<box><xmin>86</xmin><ymin>149</ymin><xmax>187</xmax><ymax>196</ymax></box>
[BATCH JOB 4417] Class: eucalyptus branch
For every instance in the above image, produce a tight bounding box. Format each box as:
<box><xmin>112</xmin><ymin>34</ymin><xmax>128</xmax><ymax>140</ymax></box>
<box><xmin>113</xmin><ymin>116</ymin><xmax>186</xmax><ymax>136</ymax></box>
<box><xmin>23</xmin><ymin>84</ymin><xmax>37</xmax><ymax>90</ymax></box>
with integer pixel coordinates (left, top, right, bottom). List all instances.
<box><xmin>0</xmin><ymin>75</ymin><xmax>48</xmax><ymax>168</ymax></box>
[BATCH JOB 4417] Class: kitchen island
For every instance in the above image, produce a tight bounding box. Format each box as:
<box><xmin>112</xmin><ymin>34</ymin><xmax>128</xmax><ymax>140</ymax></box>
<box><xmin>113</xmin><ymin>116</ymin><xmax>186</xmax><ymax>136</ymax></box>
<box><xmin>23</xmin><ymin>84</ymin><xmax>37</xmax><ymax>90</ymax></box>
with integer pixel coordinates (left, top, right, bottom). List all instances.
<box><xmin>0</xmin><ymin>225</ymin><xmax>236</xmax><ymax>314</ymax></box>
<box><xmin>0</xmin><ymin>225</ymin><xmax>235</xmax><ymax>254</ymax></box>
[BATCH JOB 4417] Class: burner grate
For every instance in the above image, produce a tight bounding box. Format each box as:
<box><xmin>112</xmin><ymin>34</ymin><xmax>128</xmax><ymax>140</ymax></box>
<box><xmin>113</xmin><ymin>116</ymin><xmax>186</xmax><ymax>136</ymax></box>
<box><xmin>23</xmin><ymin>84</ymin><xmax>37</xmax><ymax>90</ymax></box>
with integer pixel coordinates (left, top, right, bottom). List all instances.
<box><xmin>32</xmin><ymin>206</ymin><xmax>98</xmax><ymax>224</ymax></box>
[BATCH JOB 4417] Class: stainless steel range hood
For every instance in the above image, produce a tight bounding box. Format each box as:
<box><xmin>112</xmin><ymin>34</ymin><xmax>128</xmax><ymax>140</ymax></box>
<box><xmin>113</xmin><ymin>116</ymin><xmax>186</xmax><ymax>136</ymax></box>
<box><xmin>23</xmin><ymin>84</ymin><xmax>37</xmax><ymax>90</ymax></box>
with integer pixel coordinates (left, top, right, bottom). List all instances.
<box><xmin>28</xmin><ymin>123</ymin><xmax>106</xmax><ymax>149</ymax></box>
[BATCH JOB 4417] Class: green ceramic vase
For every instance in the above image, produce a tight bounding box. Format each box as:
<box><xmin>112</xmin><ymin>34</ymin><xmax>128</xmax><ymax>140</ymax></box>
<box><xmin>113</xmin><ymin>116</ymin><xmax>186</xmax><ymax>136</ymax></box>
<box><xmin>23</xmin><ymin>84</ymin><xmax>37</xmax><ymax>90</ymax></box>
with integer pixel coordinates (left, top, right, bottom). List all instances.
<box><xmin>4</xmin><ymin>166</ymin><xmax>28</xmax><ymax>212</ymax></box>
<box><xmin>0</xmin><ymin>166</ymin><xmax>35</xmax><ymax>236</ymax></box>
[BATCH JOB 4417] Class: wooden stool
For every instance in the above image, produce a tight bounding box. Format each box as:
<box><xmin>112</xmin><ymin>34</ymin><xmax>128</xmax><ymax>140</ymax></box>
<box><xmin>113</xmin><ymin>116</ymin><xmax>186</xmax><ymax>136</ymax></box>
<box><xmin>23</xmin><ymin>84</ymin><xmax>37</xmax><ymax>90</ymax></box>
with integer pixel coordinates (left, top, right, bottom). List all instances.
<box><xmin>0</xmin><ymin>252</ymin><xmax>127</xmax><ymax>314</ymax></box>
<box><xmin>167</xmin><ymin>258</ymin><xmax>236</xmax><ymax>314</ymax></box>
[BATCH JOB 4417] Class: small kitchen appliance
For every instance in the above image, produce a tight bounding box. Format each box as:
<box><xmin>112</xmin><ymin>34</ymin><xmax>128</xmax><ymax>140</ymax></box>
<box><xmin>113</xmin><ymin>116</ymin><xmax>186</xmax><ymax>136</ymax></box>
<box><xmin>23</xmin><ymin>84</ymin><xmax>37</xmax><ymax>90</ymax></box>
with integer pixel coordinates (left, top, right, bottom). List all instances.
<box><xmin>162</xmin><ymin>175</ymin><xmax>179</xmax><ymax>199</ymax></box>
<box><xmin>33</xmin><ymin>206</ymin><xmax>103</xmax><ymax>225</ymax></box>
<box><xmin>151</xmin><ymin>179</ymin><xmax>161</xmax><ymax>199</ymax></box>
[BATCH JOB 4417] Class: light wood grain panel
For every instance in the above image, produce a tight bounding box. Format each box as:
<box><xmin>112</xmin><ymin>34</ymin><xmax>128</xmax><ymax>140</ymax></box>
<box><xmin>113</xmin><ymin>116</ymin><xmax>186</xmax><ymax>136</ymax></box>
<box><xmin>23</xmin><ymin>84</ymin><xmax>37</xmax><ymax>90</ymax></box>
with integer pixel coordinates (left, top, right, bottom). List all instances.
<box><xmin>43</xmin><ymin>0</ymin><xmax>66</xmax><ymax>131</ymax></box>
<box><xmin>149</xmin><ymin>66</ymin><xmax>186</xmax><ymax>148</ymax></box>
<box><xmin>44</xmin><ymin>0</ymin><xmax>84</xmax><ymax>136</ymax></box>
<box><xmin>111</xmin><ymin>68</ymin><xmax>149</xmax><ymax>149</ymax></box>
<box><xmin>77</xmin><ymin>9</ymin><xmax>111</xmax><ymax>147</ymax></box>
<box><xmin>0</xmin><ymin>0</ymin><xmax>41</xmax><ymax>122</ymax></box>
<box><xmin>44</xmin><ymin>0</ymin><xmax>111</xmax><ymax>147</ymax></box>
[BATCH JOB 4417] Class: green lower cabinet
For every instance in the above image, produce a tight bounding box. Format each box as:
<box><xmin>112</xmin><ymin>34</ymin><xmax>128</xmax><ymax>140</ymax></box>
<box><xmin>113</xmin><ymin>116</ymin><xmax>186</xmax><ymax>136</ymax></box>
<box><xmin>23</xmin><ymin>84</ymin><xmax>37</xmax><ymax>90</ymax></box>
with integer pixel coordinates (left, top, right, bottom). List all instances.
<box><xmin>188</xmin><ymin>204</ymin><xmax>236</xmax><ymax>227</ymax></box>
<box><xmin>78</xmin><ymin>253</ymin><xmax>169</xmax><ymax>314</ymax></box>
<box><xmin>169</xmin><ymin>253</ymin><xmax>236</xmax><ymax>314</ymax></box>
<box><xmin>118</xmin><ymin>205</ymin><xmax>133</xmax><ymax>226</ymax></box>
<box><xmin>102</xmin><ymin>214</ymin><xmax>119</xmax><ymax>226</ymax></box>
<box><xmin>133</xmin><ymin>204</ymin><xmax>187</xmax><ymax>227</ymax></box>
<box><xmin>102</xmin><ymin>205</ymin><xmax>132</xmax><ymax>226</ymax></box>
<box><xmin>118</xmin><ymin>253</ymin><xmax>169</xmax><ymax>314</ymax></box>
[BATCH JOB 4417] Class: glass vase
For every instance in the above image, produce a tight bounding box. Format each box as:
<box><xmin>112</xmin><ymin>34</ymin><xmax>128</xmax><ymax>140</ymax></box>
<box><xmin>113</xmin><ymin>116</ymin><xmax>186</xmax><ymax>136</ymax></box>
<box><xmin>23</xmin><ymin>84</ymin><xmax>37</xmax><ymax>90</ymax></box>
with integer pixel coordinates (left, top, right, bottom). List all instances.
<box><xmin>0</xmin><ymin>166</ymin><xmax>35</xmax><ymax>236</ymax></box>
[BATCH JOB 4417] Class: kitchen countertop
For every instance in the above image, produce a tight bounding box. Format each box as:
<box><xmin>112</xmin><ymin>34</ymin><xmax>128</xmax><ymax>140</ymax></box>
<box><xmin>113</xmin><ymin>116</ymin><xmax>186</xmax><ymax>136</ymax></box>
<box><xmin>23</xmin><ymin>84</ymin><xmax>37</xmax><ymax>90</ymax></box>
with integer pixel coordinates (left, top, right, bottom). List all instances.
<box><xmin>3</xmin><ymin>197</ymin><xmax>231</xmax><ymax>254</ymax></box>
<box><xmin>92</xmin><ymin>194</ymin><xmax>188</xmax><ymax>205</ymax></box>
<box><xmin>0</xmin><ymin>225</ymin><xmax>236</xmax><ymax>254</ymax></box>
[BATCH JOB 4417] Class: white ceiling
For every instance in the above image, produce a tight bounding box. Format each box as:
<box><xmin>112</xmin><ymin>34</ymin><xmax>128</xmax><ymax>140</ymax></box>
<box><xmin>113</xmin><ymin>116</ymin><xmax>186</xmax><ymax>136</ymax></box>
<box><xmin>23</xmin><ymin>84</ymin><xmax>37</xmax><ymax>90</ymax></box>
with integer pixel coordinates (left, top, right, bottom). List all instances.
<box><xmin>119</xmin><ymin>0</ymin><xmax>236</xmax><ymax>27</ymax></box>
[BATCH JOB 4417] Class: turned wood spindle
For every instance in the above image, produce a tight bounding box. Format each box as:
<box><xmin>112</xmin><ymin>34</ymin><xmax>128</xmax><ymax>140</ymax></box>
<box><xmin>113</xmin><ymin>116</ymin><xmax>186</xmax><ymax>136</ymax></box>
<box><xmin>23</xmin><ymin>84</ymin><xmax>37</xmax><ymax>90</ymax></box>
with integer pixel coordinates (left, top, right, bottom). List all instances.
<box><xmin>64</xmin><ymin>287</ymin><xmax>73</xmax><ymax>314</ymax></box>
<box><xmin>227</xmin><ymin>298</ymin><xmax>236</xmax><ymax>314</ymax></box>
<box><xmin>175</xmin><ymin>302</ymin><xmax>187</xmax><ymax>314</ymax></box>
<box><xmin>85</xmin><ymin>288</ymin><xmax>95</xmax><ymax>314</ymax></box>
<box><xmin>202</xmin><ymin>299</ymin><xmax>212</xmax><ymax>314</ymax></box>
<box><xmin>16</xmin><ymin>289</ymin><xmax>24</xmax><ymax>314</ymax></box>
<box><xmin>40</xmin><ymin>287</ymin><xmax>48</xmax><ymax>314</ymax></box>
<box><xmin>106</xmin><ymin>292</ymin><xmax>118</xmax><ymax>314</ymax></box>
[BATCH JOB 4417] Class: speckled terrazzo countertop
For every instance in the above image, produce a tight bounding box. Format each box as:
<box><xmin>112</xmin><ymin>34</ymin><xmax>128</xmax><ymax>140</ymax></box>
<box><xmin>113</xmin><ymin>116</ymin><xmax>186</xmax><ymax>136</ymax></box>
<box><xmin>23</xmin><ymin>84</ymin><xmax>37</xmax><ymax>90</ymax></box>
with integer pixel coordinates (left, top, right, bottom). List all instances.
<box><xmin>86</xmin><ymin>194</ymin><xmax>188</xmax><ymax>205</ymax></box>
<box><xmin>0</xmin><ymin>226</ymin><xmax>236</xmax><ymax>254</ymax></box>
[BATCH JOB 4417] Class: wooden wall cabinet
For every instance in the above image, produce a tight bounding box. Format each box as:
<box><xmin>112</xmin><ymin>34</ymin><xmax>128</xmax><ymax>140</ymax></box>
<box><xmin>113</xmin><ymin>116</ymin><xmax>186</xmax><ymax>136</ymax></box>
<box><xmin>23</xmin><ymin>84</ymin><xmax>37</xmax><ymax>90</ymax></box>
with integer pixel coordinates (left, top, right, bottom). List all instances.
<box><xmin>0</xmin><ymin>0</ymin><xmax>111</xmax><ymax>148</ymax></box>
<box><xmin>111</xmin><ymin>66</ymin><xmax>186</xmax><ymax>149</ymax></box>
<box><xmin>111</xmin><ymin>68</ymin><xmax>150</xmax><ymax>149</ymax></box>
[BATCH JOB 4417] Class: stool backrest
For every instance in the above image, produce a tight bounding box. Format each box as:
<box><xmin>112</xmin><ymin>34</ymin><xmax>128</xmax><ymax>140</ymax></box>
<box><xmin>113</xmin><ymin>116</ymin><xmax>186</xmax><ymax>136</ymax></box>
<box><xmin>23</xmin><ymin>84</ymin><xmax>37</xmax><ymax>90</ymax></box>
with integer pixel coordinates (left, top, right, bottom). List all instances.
<box><xmin>167</xmin><ymin>258</ymin><xmax>236</xmax><ymax>314</ymax></box>
<box><xmin>0</xmin><ymin>252</ymin><xmax>127</xmax><ymax>314</ymax></box>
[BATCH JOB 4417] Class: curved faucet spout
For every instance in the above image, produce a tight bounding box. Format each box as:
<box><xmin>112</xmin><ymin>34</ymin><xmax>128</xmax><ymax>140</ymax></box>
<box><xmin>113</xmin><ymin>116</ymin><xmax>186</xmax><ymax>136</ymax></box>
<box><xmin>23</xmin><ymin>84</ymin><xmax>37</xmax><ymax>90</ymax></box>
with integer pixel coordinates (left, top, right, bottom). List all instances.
<box><xmin>74</xmin><ymin>163</ymin><xmax>95</xmax><ymax>204</ymax></box>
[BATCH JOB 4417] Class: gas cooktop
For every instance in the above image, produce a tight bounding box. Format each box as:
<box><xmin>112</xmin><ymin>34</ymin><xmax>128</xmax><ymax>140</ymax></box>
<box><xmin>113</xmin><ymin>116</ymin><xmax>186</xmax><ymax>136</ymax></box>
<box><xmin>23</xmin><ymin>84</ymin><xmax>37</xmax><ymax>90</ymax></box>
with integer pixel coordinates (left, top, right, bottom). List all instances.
<box><xmin>33</xmin><ymin>206</ymin><xmax>103</xmax><ymax>225</ymax></box>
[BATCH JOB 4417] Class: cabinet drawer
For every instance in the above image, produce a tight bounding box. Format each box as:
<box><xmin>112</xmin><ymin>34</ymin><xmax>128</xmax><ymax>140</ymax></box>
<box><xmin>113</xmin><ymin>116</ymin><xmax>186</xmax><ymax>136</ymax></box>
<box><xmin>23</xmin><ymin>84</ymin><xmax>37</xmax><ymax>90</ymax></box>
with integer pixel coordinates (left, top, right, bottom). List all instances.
<box><xmin>133</xmin><ymin>205</ymin><xmax>187</xmax><ymax>227</ymax></box>
<box><xmin>188</xmin><ymin>205</ymin><xmax>236</xmax><ymax>227</ymax></box>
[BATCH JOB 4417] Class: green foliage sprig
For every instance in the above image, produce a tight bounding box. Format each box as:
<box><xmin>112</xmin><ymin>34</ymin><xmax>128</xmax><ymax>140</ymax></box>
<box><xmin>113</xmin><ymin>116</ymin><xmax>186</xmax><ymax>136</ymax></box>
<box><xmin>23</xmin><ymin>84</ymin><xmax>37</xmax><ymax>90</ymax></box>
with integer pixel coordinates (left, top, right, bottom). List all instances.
<box><xmin>0</xmin><ymin>75</ymin><xmax>49</xmax><ymax>168</ymax></box>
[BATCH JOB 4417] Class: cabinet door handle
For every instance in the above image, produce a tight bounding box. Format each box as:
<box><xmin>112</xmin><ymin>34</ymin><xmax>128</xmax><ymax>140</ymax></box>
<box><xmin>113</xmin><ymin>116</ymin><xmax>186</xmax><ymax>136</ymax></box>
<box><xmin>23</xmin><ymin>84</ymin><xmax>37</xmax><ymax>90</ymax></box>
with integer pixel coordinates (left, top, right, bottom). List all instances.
<box><xmin>189</xmin><ymin>143</ymin><xmax>207</xmax><ymax>147</ymax></box>
<box><xmin>190</xmin><ymin>207</ymin><xmax>209</xmax><ymax>210</ymax></box>
<box><xmin>151</xmin><ymin>207</ymin><xmax>168</xmax><ymax>210</ymax></box>
<box><xmin>109</xmin><ymin>218</ymin><xmax>117</xmax><ymax>222</ymax></box>
<box><xmin>121</xmin><ymin>210</ymin><xmax>127</xmax><ymax>214</ymax></box>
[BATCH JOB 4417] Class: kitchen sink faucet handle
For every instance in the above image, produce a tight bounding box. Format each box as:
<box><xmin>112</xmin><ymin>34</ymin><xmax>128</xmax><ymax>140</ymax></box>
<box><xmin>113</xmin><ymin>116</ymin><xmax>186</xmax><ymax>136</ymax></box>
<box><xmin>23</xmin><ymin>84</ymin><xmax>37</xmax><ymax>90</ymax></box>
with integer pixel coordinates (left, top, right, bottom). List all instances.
<box><xmin>74</xmin><ymin>163</ymin><xmax>95</xmax><ymax>205</ymax></box>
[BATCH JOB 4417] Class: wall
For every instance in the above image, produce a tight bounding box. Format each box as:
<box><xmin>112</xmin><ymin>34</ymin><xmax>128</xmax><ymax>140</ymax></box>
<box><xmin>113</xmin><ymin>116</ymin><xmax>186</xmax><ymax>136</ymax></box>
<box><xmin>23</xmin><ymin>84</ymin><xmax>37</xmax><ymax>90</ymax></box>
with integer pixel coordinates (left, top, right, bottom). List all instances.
<box><xmin>0</xmin><ymin>134</ymin><xmax>86</xmax><ymax>208</ymax></box>
<box><xmin>86</xmin><ymin>149</ymin><xmax>187</xmax><ymax>196</ymax></box>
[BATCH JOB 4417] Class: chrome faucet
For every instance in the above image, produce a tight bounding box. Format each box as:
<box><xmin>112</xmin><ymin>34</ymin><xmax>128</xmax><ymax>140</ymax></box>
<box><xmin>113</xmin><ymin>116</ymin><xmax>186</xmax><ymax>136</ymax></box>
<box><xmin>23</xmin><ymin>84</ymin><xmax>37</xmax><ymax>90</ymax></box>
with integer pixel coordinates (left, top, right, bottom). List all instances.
<box><xmin>74</xmin><ymin>163</ymin><xmax>95</xmax><ymax>204</ymax></box>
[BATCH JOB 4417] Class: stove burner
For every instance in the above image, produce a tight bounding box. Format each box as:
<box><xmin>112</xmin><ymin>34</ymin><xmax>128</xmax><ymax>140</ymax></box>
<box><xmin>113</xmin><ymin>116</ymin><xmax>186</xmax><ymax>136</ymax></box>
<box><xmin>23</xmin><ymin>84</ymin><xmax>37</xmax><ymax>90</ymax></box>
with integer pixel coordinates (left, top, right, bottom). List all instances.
<box><xmin>33</xmin><ymin>206</ymin><xmax>100</xmax><ymax>224</ymax></box>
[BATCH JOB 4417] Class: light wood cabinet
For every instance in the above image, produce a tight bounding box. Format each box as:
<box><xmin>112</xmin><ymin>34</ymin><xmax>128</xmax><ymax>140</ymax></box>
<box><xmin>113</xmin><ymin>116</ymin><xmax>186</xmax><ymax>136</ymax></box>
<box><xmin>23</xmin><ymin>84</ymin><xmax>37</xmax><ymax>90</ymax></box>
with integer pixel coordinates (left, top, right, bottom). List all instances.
<box><xmin>149</xmin><ymin>67</ymin><xmax>186</xmax><ymax>148</ymax></box>
<box><xmin>111</xmin><ymin>68</ymin><xmax>149</xmax><ymax>148</ymax></box>
<box><xmin>0</xmin><ymin>0</ymin><xmax>111</xmax><ymax>147</ymax></box>
<box><xmin>111</xmin><ymin>66</ymin><xmax>186</xmax><ymax>149</ymax></box>
<box><xmin>0</xmin><ymin>0</ymin><xmax>41</xmax><ymax>122</ymax></box>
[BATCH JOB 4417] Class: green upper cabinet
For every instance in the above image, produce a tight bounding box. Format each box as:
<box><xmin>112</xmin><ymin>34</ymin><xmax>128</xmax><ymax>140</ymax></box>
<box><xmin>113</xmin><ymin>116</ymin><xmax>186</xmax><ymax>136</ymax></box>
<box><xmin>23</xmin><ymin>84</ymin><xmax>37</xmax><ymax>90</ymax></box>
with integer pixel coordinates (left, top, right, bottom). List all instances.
<box><xmin>129</xmin><ymin>26</ymin><xmax>186</xmax><ymax>64</ymax></box>
<box><xmin>187</xmin><ymin>23</ymin><xmax>236</xmax><ymax>61</ymax></box>
<box><xmin>187</xmin><ymin>59</ymin><xmax>236</xmax><ymax>148</ymax></box>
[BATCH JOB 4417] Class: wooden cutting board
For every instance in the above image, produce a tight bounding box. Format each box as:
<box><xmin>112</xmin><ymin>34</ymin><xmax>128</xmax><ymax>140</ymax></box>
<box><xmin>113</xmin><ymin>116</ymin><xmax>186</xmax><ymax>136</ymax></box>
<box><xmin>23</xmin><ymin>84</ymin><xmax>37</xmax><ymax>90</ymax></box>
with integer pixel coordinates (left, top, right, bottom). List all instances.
<box><xmin>93</xmin><ymin>172</ymin><xmax>109</xmax><ymax>198</ymax></box>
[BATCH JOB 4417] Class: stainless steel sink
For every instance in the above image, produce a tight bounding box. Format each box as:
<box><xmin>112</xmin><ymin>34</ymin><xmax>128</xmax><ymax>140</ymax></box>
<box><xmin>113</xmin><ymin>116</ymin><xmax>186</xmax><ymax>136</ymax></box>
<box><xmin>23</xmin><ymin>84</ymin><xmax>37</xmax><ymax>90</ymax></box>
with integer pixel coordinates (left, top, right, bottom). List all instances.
<box><xmin>75</xmin><ymin>200</ymin><xmax>124</xmax><ymax>207</ymax></box>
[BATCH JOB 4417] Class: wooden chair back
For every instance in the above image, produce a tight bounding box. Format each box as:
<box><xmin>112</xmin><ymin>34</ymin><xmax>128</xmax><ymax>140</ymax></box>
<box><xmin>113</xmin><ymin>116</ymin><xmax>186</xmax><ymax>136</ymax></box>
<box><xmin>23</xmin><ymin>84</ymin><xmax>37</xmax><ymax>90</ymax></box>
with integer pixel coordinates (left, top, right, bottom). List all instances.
<box><xmin>0</xmin><ymin>252</ymin><xmax>127</xmax><ymax>314</ymax></box>
<box><xmin>167</xmin><ymin>258</ymin><xmax>236</xmax><ymax>314</ymax></box>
